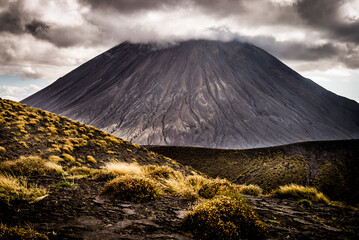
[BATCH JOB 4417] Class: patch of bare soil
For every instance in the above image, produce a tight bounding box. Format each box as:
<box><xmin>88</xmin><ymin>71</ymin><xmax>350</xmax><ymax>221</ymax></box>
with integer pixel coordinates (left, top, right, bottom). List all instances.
<box><xmin>1</xmin><ymin>176</ymin><xmax>358</xmax><ymax>239</ymax></box>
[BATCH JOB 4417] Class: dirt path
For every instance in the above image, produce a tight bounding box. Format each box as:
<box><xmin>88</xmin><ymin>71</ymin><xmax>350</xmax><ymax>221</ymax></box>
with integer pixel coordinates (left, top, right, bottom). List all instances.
<box><xmin>1</xmin><ymin>176</ymin><xmax>358</xmax><ymax>239</ymax></box>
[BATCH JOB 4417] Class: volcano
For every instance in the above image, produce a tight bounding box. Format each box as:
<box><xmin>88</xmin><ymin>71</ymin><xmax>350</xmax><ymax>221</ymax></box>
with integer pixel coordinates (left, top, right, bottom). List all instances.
<box><xmin>22</xmin><ymin>40</ymin><xmax>359</xmax><ymax>148</ymax></box>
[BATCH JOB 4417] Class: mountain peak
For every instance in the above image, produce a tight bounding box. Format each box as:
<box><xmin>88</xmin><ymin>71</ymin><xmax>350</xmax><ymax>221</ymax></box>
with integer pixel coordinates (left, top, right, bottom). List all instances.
<box><xmin>22</xmin><ymin>40</ymin><xmax>359</xmax><ymax>148</ymax></box>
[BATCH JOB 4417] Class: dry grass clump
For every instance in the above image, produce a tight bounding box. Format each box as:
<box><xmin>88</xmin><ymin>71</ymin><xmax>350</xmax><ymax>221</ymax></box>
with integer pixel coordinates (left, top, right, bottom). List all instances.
<box><xmin>238</xmin><ymin>184</ymin><xmax>263</xmax><ymax>196</ymax></box>
<box><xmin>145</xmin><ymin>165</ymin><xmax>179</xmax><ymax>180</ymax></box>
<box><xmin>87</xmin><ymin>155</ymin><xmax>97</xmax><ymax>164</ymax></box>
<box><xmin>162</xmin><ymin>174</ymin><xmax>209</xmax><ymax>200</ymax></box>
<box><xmin>198</xmin><ymin>178</ymin><xmax>235</xmax><ymax>199</ymax></box>
<box><xmin>48</xmin><ymin>155</ymin><xmax>63</xmax><ymax>163</ymax></box>
<box><xmin>0</xmin><ymin>156</ymin><xmax>63</xmax><ymax>176</ymax></box>
<box><xmin>270</xmin><ymin>184</ymin><xmax>330</xmax><ymax>204</ymax></box>
<box><xmin>68</xmin><ymin>166</ymin><xmax>93</xmax><ymax>176</ymax></box>
<box><xmin>106</xmin><ymin>162</ymin><xmax>143</xmax><ymax>175</ymax></box>
<box><xmin>102</xmin><ymin>175</ymin><xmax>159</xmax><ymax>202</ymax></box>
<box><xmin>0</xmin><ymin>174</ymin><xmax>48</xmax><ymax>203</ymax></box>
<box><xmin>183</xmin><ymin>194</ymin><xmax>266</xmax><ymax>240</ymax></box>
<box><xmin>92</xmin><ymin>162</ymin><xmax>145</xmax><ymax>181</ymax></box>
<box><xmin>62</xmin><ymin>153</ymin><xmax>75</xmax><ymax>162</ymax></box>
<box><xmin>0</xmin><ymin>223</ymin><xmax>49</xmax><ymax>240</ymax></box>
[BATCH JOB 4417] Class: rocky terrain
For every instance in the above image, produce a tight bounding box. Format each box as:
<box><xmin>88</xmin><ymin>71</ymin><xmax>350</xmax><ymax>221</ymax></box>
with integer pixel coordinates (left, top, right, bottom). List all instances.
<box><xmin>1</xmin><ymin>99</ymin><xmax>359</xmax><ymax>239</ymax></box>
<box><xmin>22</xmin><ymin>40</ymin><xmax>359</xmax><ymax>149</ymax></box>
<box><xmin>1</xmin><ymin>175</ymin><xmax>358</xmax><ymax>240</ymax></box>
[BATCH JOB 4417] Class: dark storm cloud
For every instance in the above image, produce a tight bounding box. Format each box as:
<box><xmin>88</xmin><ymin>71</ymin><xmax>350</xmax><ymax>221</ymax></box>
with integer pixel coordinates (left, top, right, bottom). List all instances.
<box><xmin>0</xmin><ymin>0</ymin><xmax>358</xmax><ymax>69</ymax></box>
<box><xmin>82</xmin><ymin>0</ymin><xmax>246</xmax><ymax>16</ymax></box>
<box><xmin>0</xmin><ymin>0</ymin><xmax>26</xmax><ymax>34</ymax></box>
<box><xmin>294</xmin><ymin>0</ymin><xmax>359</xmax><ymax>43</ymax></box>
<box><xmin>25</xmin><ymin>20</ymin><xmax>49</xmax><ymax>37</ymax></box>
<box><xmin>80</xmin><ymin>0</ymin><xmax>184</xmax><ymax>13</ymax></box>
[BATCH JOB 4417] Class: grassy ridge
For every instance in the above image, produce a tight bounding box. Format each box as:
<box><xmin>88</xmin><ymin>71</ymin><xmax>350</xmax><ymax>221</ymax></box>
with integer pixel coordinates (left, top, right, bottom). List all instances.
<box><xmin>0</xmin><ymin>99</ymin><xmax>183</xmax><ymax>170</ymax></box>
<box><xmin>0</xmin><ymin>98</ymin><xmax>271</xmax><ymax>239</ymax></box>
<box><xmin>149</xmin><ymin>141</ymin><xmax>359</xmax><ymax>205</ymax></box>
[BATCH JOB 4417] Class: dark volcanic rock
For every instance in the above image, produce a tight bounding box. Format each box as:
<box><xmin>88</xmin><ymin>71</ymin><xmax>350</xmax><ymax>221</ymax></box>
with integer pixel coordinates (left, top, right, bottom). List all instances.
<box><xmin>22</xmin><ymin>40</ymin><xmax>359</xmax><ymax>148</ymax></box>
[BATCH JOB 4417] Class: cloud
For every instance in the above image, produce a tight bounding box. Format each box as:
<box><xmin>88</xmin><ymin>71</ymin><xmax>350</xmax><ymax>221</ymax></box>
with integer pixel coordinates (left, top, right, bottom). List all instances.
<box><xmin>294</xmin><ymin>0</ymin><xmax>359</xmax><ymax>43</ymax></box>
<box><xmin>0</xmin><ymin>0</ymin><xmax>358</xmax><ymax>93</ymax></box>
<box><xmin>0</xmin><ymin>84</ymin><xmax>41</xmax><ymax>101</ymax></box>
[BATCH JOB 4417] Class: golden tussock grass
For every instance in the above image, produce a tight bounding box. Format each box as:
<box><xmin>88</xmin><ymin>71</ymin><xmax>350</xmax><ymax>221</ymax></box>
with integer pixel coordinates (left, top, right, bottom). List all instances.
<box><xmin>0</xmin><ymin>156</ymin><xmax>64</xmax><ymax>176</ymax></box>
<box><xmin>270</xmin><ymin>184</ymin><xmax>330</xmax><ymax>204</ymax></box>
<box><xmin>0</xmin><ymin>174</ymin><xmax>48</xmax><ymax>203</ymax></box>
<box><xmin>62</xmin><ymin>153</ymin><xmax>75</xmax><ymax>162</ymax></box>
<box><xmin>86</xmin><ymin>155</ymin><xmax>97</xmax><ymax>164</ymax></box>
<box><xmin>183</xmin><ymin>194</ymin><xmax>267</xmax><ymax>240</ymax></box>
<box><xmin>102</xmin><ymin>175</ymin><xmax>159</xmax><ymax>202</ymax></box>
<box><xmin>0</xmin><ymin>223</ymin><xmax>49</xmax><ymax>240</ymax></box>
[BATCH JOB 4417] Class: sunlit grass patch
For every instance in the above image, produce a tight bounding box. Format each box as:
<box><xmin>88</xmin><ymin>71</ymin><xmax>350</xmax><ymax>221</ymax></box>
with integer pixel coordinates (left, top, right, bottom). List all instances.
<box><xmin>104</xmin><ymin>162</ymin><xmax>144</xmax><ymax>175</ymax></box>
<box><xmin>86</xmin><ymin>155</ymin><xmax>97</xmax><ymax>164</ymax></box>
<box><xmin>183</xmin><ymin>194</ymin><xmax>267</xmax><ymax>240</ymax></box>
<box><xmin>102</xmin><ymin>175</ymin><xmax>159</xmax><ymax>202</ymax></box>
<box><xmin>198</xmin><ymin>178</ymin><xmax>236</xmax><ymax>199</ymax></box>
<box><xmin>144</xmin><ymin>165</ymin><xmax>180</xmax><ymax>180</ymax></box>
<box><xmin>270</xmin><ymin>184</ymin><xmax>330</xmax><ymax>204</ymax></box>
<box><xmin>68</xmin><ymin>166</ymin><xmax>93</xmax><ymax>176</ymax></box>
<box><xmin>62</xmin><ymin>153</ymin><xmax>75</xmax><ymax>162</ymax></box>
<box><xmin>0</xmin><ymin>174</ymin><xmax>48</xmax><ymax>203</ymax></box>
<box><xmin>0</xmin><ymin>223</ymin><xmax>49</xmax><ymax>240</ymax></box>
<box><xmin>0</xmin><ymin>156</ymin><xmax>64</xmax><ymax>176</ymax></box>
<box><xmin>238</xmin><ymin>184</ymin><xmax>263</xmax><ymax>196</ymax></box>
<box><xmin>48</xmin><ymin>155</ymin><xmax>63</xmax><ymax>163</ymax></box>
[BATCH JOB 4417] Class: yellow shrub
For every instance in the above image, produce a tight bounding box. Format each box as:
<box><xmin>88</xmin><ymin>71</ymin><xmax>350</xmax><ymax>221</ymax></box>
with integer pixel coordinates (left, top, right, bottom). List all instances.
<box><xmin>68</xmin><ymin>166</ymin><xmax>93</xmax><ymax>176</ymax></box>
<box><xmin>46</xmin><ymin>126</ymin><xmax>57</xmax><ymax>134</ymax></box>
<box><xmin>102</xmin><ymin>175</ymin><xmax>159</xmax><ymax>202</ymax></box>
<box><xmin>145</xmin><ymin>165</ymin><xmax>181</xmax><ymax>180</ymax></box>
<box><xmin>183</xmin><ymin>195</ymin><xmax>266</xmax><ymax>240</ymax></box>
<box><xmin>87</xmin><ymin>155</ymin><xmax>97</xmax><ymax>164</ymax></box>
<box><xmin>270</xmin><ymin>184</ymin><xmax>330</xmax><ymax>204</ymax></box>
<box><xmin>18</xmin><ymin>141</ymin><xmax>29</xmax><ymax>149</ymax></box>
<box><xmin>0</xmin><ymin>174</ymin><xmax>48</xmax><ymax>203</ymax></box>
<box><xmin>106</xmin><ymin>150</ymin><xmax>117</xmax><ymax>155</ymax></box>
<box><xmin>0</xmin><ymin>156</ymin><xmax>63</xmax><ymax>176</ymax></box>
<box><xmin>63</xmin><ymin>130</ymin><xmax>71</xmax><ymax>136</ymax></box>
<box><xmin>62</xmin><ymin>153</ymin><xmax>75</xmax><ymax>162</ymax></box>
<box><xmin>95</xmin><ymin>139</ymin><xmax>107</xmax><ymax>148</ymax></box>
<box><xmin>238</xmin><ymin>184</ymin><xmax>263</xmax><ymax>196</ymax></box>
<box><xmin>48</xmin><ymin>155</ymin><xmax>63</xmax><ymax>163</ymax></box>
<box><xmin>198</xmin><ymin>178</ymin><xmax>235</xmax><ymax>199</ymax></box>
<box><xmin>62</xmin><ymin>144</ymin><xmax>74</xmax><ymax>153</ymax></box>
<box><xmin>104</xmin><ymin>162</ymin><xmax>143</xmax><ymax>175</ymax></box>
<box><xmin>0</xmin><ymin>223</ymin><xmax>49</xmax><ymax>240</ymax></box>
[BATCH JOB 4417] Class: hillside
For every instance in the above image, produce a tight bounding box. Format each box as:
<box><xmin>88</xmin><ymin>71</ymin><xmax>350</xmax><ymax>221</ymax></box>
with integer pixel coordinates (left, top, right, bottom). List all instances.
<box><xmin>149</xmin><ymin>140</ymin><xmax>359</xmax><ymax>205</ymax></box>
<box><xmin>0</xmin><ymin>98</ymin><xmax>182</xmax><ymax>170</ymax></box>
<box><xmin>1</xmin><ymin>98</ymin><xmax>358</xmax><ymax>240</ymax></box>
<box><xmin>22</xmin><ymin>40</ymin><xmax>359</xmax><ymax>149</ymax></box>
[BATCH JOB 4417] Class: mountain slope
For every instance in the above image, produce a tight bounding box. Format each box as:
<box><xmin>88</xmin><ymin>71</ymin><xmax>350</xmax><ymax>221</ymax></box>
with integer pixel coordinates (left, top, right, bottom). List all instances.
<box><xmin>22</xmin><ymin>40</ymin><xmax>359</xmax><ymax>148</ymax></box>
<box><xmin>149</xmin><ymin>140</ymin><xmax>359</xmax><ymax>204</ymax></box>
<box><xmin>1</xmin><ymin>99</ymin><xmax>359</xmax><ymax>240</ymax></box>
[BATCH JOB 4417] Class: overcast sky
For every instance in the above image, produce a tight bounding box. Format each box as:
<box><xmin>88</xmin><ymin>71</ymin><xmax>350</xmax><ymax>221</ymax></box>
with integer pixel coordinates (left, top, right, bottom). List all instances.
<box><xmin>0</xmin><ymin>0</ymin><xmax>358</xmax><ymax>102</ymax></box>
